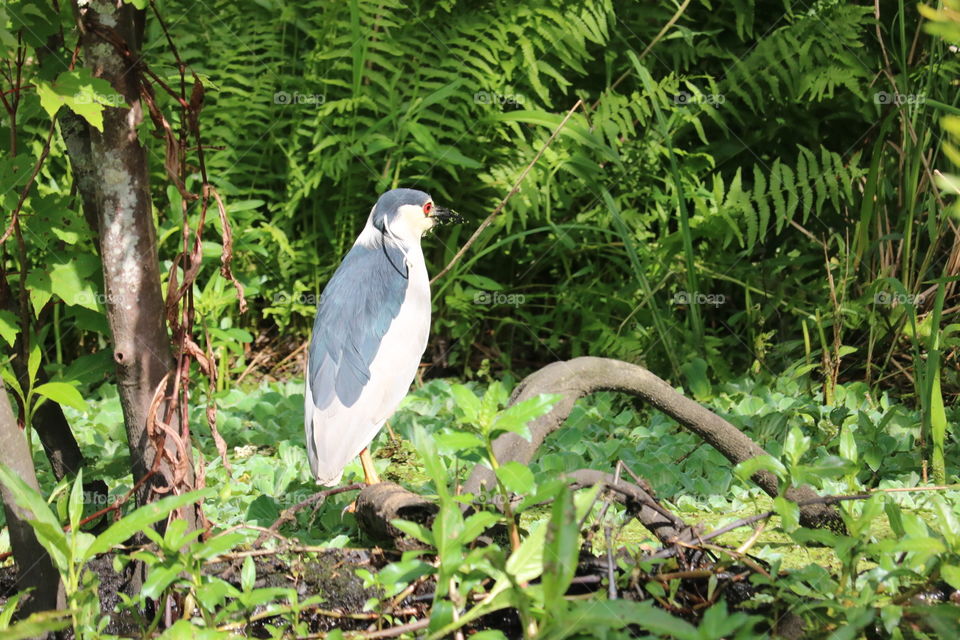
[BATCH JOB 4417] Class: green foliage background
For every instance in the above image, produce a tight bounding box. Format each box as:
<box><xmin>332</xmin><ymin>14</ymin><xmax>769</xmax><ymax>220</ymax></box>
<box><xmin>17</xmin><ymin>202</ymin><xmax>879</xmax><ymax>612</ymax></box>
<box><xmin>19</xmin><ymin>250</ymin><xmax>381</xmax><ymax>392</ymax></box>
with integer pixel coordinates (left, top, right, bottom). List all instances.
<box><xmin>2</xmin><ymin>0</ymin><xmax>960</xmax><ymax>636</ymax></box>
<box><xmin>133</xmin><ymin>0</ymin><xmax>957</xmax><ymax>390</ymax></box>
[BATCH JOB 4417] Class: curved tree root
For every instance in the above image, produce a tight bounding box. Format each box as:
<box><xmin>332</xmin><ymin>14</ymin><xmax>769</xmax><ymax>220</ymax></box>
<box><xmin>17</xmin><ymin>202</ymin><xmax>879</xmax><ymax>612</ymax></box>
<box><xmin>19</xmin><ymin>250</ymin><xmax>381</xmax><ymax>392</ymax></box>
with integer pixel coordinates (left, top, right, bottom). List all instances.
<box><xmin>463</xmin><ymin>357</ymin><xmax>842</xmax><ymax>530</ymax></box>
<box><xmin>355</xmin><ymin>482</ymin><xmax>438</xmax><ymax>550</ymax></box>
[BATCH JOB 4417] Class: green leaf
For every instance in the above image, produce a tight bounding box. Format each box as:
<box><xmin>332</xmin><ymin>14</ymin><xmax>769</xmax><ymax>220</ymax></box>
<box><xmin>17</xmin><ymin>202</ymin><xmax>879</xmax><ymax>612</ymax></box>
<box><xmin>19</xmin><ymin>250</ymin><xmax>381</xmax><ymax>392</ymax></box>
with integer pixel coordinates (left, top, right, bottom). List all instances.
<box><xmin>783</xmin><ymin>426</ymin><xmax>811</xmax><ymax>466</ymax></box>
<box><xmin>191</xmin><ymin>532</ymin><xmax>249</xmax><ymax>561</ymax></box>
<box><xmin>140</xmin><ymin>562</ymin><xmax>184</xmax><ymax>600</ymax></box>
<box><xmin>680</xmin><ymin>357</ymin><xmax>712</xmax><ymax>400</ymax></box>
<box><xmin>733</xmin><ymin>455</ymin><xmax>787</xmax><ymax>484</ymax></box>
<box><xmin>495</xmin><ymin>461</ymin><xmax>535</xmax><ymax>494</ymax></box>
<box><xmin>196</xmin><ymin>578</ymin><xmax>239</xmax><ymax>612</ymax></box>
<box><xmin>773</xmin><ymin>496</ymin><xmax>800</xmax><ymax>532</ymax></box>
<box><xmin>36</xmin><ymin>70</ymin><xmax>125</xmax><ymax>132</ymax></box>
<box><xmin>391</xmin><ymin>518</ymin><xmax>434</xmax><ymax>546</ymax></box>
<box><xmin>83</xmin><ymin>489</ymin><xmax>213</xmax><ymax>560</ymax></box>
<box><xmin>34</xmin><ymin>382</ymin><xmax>88</xmax><ymax>412</ymax></box>
<box><xmin>505</xmin><ymin>519</ymin><xmax>547</xmax><ymax>583</ymax></box>
<box><xmin>0</xmin><ymin>310</ymin><xmax>20</xmax><ymax>347</ymax></box>
<box><xmin>492</xmin><ymin>393</ymin><xmax>560</xmax><ymax>440</ymax></box>
<box><xmin>435</xmin><ymin>431</ymin><xmax>485</xmax><ymax>453</ymax></box>
<box><xmin>245</xmin><ymin>495</ymin><xmax>281</xmax><ymax>527</ymax></box>
<box><xmin>542</xmin><ymin>485</ymin><xmax>578</xmax><ymax>608</ymax></box>
<box><xmin>450</xmin><ymin>384</ymin><xmax>482</xmax><ymax>424</ymax></box>
<box><xmin>240</xmin><ymin>556</ymin><xmax>256</xmax><ymax>592</ymax></box>
<box><xmin>0</xmin><ymin>610</ymin><xmax>72</xmax><ymax>640</ymax></box>
<box><xmin>460</xmin><ymin>511</ymin><xmax>498</xmax><ymax>543</ymax></box>
<box><xmin>68</xmin><ymin>469</ymin><xmax>84</xmax><ymax>532</ymax></box>
<box><xmin>942</xmin><ymin>564</ymin><xmax>960</xmax><ymax>590</ymax></box>
<box><xmin>49</xmin><ymin>259</ymin><xmax>99</xmax><ymax>311</ymax></box>
<box><xmin>27</xmin><ymin>342</ymin><xmax>41</xmax><ymax>388</ymax></box>
<box><xmin>0</xmin><ymin>463</ymin><xmax>69</xmax><ymax>572</ymax></box>
<box><xmin>839</xmin><ymin>427</ymin><xmax>857</xmax><ymax>463</ymax></box>
<box><xmin>24</xmin><ymin>271</ymin><xmax>52</xmax><ymax>318</ymax></box>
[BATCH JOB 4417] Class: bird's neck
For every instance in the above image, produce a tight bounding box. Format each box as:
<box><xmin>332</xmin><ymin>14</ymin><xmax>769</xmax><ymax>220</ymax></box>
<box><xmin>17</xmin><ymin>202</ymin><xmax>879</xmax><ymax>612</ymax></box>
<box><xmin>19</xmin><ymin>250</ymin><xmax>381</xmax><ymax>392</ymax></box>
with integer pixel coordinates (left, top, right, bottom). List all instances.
<box><xmin>356</xmin><ymin>220</ymin><xmax>422</xmax><ymax>255</ymax></box>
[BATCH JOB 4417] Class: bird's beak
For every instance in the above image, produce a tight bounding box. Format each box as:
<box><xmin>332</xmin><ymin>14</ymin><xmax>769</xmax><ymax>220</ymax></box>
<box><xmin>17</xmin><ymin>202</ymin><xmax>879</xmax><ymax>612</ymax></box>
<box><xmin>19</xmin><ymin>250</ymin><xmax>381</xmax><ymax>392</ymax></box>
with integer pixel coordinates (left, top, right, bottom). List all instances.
<box><xmin>429</xmin><ymin>206</ymin><xmax>464</xmax><ymax>225</ymax></box>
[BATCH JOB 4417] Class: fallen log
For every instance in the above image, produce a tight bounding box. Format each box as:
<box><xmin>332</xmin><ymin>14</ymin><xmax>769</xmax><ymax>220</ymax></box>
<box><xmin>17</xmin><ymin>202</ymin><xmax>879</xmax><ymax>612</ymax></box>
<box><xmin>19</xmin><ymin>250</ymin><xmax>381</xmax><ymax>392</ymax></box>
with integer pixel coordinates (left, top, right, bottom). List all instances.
<box><xmin>463</xmin><ymin>357</ymin><xmax>842</xmax><ymax>530</ymax></box>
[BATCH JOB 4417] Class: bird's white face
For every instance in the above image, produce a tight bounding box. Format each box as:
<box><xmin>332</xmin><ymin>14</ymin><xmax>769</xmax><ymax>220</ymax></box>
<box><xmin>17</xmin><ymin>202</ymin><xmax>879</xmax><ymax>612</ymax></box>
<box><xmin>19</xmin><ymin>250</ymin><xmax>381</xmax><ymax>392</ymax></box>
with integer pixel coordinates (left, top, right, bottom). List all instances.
<box><xmin>385</xmin><ymin>202</ymin><xmax>438</xmax><ymax>244</ymax></box>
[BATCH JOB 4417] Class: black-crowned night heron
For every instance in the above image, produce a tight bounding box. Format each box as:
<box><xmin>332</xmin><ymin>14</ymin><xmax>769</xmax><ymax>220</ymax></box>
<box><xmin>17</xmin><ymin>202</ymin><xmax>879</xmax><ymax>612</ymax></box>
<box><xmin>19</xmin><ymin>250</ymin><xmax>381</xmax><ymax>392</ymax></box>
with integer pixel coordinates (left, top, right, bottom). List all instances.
<box><xmin>304</xmin><ymin>188</ymin><xmax>460</xmax><ymax>485</ymax></box>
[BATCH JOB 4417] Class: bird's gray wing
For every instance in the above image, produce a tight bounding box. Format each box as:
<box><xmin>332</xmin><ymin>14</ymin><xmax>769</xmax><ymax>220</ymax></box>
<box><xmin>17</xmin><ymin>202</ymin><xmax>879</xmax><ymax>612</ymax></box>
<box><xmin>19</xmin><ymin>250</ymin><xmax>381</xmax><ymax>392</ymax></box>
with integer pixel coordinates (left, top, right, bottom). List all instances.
<box><xmin>309</xmin><ymin>241</ymin><xmax>408</xmax><ymax>408</ymax></box>
<box><xmin>305</xmin><ymin>240</ymin><xmax>409</xmax><ymax>482</ymax></box>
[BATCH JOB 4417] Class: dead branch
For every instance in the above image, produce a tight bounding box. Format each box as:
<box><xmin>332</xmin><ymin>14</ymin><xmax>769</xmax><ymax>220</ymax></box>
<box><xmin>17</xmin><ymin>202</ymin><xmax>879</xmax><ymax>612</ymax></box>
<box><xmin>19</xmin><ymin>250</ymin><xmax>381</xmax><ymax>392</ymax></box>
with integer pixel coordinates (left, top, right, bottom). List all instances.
<box><xmin>462</xmin><ymin>357</ymin><xmax>842</xmax><ymax>530</ymax></box>
<box><xmin>354</xmin><ymin>482</ymin><xmax>438</xmax><ymax>550</ymax></box>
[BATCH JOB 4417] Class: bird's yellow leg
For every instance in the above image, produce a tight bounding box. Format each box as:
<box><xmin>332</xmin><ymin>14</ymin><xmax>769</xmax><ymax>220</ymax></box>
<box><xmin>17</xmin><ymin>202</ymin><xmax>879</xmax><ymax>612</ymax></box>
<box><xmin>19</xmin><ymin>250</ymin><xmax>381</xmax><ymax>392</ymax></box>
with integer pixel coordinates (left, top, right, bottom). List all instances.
<box><xmin>360</xmin><ymin>448</ymin><xmax>380</xmax><ymax>485</ymax></box>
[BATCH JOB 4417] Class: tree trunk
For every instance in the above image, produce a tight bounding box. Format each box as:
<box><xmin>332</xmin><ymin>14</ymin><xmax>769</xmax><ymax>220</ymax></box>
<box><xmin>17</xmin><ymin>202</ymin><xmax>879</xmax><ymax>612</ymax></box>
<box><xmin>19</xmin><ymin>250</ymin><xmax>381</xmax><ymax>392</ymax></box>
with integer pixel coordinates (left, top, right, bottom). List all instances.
<box><xmin>67</xmin><ymin>0</ymin><xmax>197</xmax><ymax>527</ymax></box>
<box><xmin>0</xmin><ymin>381</ymin><xmax>64</xmax><ymax>616</ymax></box>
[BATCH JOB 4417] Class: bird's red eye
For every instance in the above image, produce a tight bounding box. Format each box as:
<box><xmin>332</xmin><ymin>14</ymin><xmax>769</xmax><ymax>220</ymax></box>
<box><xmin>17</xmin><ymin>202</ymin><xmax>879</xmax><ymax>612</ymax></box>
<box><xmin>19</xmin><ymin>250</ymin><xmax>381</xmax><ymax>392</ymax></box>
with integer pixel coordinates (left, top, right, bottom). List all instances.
<box><xmin>423</xmin><ymin>202</ymin><xmax>433</xmax><ymax>216</ymax></box>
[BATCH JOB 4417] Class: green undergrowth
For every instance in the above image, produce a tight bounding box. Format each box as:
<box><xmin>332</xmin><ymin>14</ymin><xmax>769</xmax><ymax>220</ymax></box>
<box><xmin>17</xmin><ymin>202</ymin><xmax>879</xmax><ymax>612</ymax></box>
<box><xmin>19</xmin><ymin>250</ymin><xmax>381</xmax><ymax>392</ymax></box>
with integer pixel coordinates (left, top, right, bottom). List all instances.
<box><xmin>3</xmin><ymin>371</ymin><xmax>958</xmax><ymax>638</ymax></box>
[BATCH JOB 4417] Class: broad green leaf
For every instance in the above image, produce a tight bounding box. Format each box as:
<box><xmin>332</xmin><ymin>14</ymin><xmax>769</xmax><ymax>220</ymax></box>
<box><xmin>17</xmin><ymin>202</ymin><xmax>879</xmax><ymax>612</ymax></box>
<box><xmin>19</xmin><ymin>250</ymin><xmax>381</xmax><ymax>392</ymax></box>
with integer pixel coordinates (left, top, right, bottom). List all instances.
<box><xmin>0</xmin><ymin>310</ymin><xmax>19</xmax><ymax>347</ymax></box>
<box><xmin>83</xmin><ymin>489</ymin><xmax>213</xmax><ymax>560</ymax></box>
<box><xmin>34</xmin><ymin>382</ymin><xmax>88</xmax><ymax>412</ymax></box>
<box><xmin>191</xmin><ymin>532</ymin><xmax>249</xmax><ymax>561</ymax></box>
<box><xmin>783</xmin><ymin>426</ymin><xmax>811</xmax><ymax>466</ymax></box>
<box><xmin>495</xmin><ymin>461</ymin><xmax>535</xmax><ymax>494</ymax></box>
<box><xmin>733</xmin><ymin>455</ymin><xmax>787</xmax><ymax>483</ymax></box>
<box><xmin>196</xmin><ymin>578</ymin><xmax>240</xmax><ymax>612</ymax></box>
<box><xmin>435</xmin><ymin>430</ymin><xmax>485</xmax><ymax>453</ymax></box>
<box><xmin>24</xmin><ymin>271</ymin><xmax>52</xmax><ymax>318</ymax></box>
<box><xmin>391</xmin><ymin>518</ymin><xmax>434</xmax><ymax>545</ymax></box>
<box><xmin>942</xmin><ymin>564</ymin><xmax>960</xmax><ymax>590</ymax></box>
<box><xmin>773</xmin><ymin>496</ymin><xmax>800</xmax><ymax>532</ymax></box>
<box><xmin>460</xmin><ymin>511</ymin><xmax>498</xmax><ymax>543</ymax></box>
<box><xmin>492</xmin><ymin>393</ymin><xmax>560</xmax><ymax>440</ymax></box>
<box><xmin>450</xmin><ymin>384</ymin><xmax>482</xmax><ymax>424</ymax></box>
<box><xmin>140</xmin><ymin>562</ymin><xmax>184</xmax><ymax>600</ymax></box>
<box><xmin>36</xmin><ymin>70</ymin><xmax>125</xmax><ymax>132</ymax></box>
<box><xmin>49</xmin><ymin>259</ymin><xmax>99</xmax><ymax>311</ymax></box>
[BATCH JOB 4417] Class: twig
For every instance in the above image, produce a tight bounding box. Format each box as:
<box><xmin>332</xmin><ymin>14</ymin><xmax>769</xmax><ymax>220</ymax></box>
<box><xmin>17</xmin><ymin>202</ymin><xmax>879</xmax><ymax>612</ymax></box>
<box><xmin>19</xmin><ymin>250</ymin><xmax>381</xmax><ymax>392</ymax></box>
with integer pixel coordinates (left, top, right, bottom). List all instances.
<box><xmin>297</xmin><ymin>618</ymin><xmax>430</xmax><ymax>639</ymax></box>
<box><xmin>430</xmin><ymin>99</ymin><xmax>583</xmax><ymax>284</ymax></box>
<box><xmin>253</xmin><ymin>483</ymin><xmax>365</xmax><ymax>548</ymax></box>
